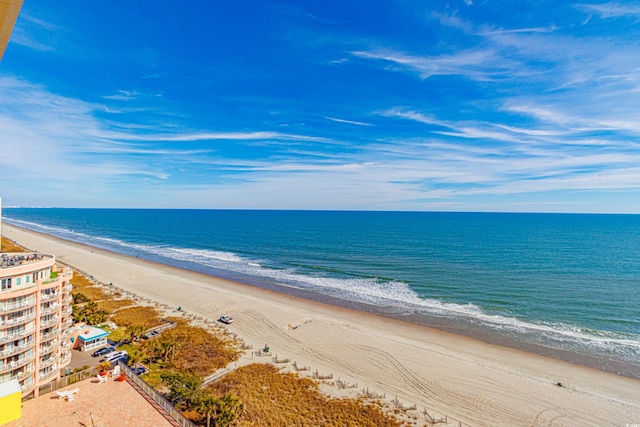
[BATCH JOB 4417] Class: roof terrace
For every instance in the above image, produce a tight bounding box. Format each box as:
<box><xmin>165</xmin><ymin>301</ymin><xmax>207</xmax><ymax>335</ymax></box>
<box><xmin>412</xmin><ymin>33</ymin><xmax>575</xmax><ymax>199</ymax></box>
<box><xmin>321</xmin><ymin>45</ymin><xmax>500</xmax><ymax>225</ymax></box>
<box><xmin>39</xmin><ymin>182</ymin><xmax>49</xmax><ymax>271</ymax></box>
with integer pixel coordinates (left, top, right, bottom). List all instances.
<box><xmin>6</xmin><ymin>370</ymin><xmax>178</xmax><ymax>427</ymax></box>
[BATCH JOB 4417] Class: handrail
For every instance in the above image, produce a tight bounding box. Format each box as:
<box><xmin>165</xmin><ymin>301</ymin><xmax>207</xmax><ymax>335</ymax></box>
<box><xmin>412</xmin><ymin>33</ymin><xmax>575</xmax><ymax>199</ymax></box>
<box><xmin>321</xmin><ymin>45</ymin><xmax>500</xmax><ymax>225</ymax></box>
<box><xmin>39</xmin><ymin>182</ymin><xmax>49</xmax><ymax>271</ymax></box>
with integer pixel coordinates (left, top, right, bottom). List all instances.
<box><xmin>0</xmin><ymin>299</ymin><xmax>37</xmax><ymax>312</ymax></box>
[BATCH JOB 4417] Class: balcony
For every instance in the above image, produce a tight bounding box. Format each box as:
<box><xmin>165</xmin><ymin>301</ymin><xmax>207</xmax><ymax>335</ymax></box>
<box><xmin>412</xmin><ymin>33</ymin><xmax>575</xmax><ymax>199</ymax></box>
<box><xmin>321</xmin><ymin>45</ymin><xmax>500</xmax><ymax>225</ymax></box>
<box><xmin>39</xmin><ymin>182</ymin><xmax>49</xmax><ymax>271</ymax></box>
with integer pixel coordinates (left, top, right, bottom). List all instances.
<box><xmin>0</xmin><ymin>341</ymin><xmax>33</xmax><ymax>358</ymax></box>
<box><xmin>20</xmin><ymin>376</ymin><xmax>35</xmax><ymax>392</ymax></box>
<box><xmin>39</xmin><ymin>340</ymin><xmax>59</xmax><ymax>355</ymax></box>
<box><xmin>5</xmin><ymin>312</ymin><xmax>36</xmax><ymax>327</ymax></box>
<box><xmin>0</xmin><ymin>353</ymin><xmax>34</xmax><ymax>373</ymax></box>
<box><xmin>40</xmin><ymin>317</ymin><xmax>60</xmax><ymax>329</ymax></box>
<box><xmin>61</xmin><ymin>318</ymin><xmax>73</xmax><ymax>330</ymax></box>
<box><xmin>40</xmin><ymin>304</ymin><xmax>60</xmax><ymax>316</ymax></box>
<box><xmin>40</xmin><ymin>328</ymin><xmax>59</xmax><ymax>341</ymax></box>
<box><xmin>0</xmin><ymin>298</ymin><xmax>37</xmax><ymax>313</ymax></box>
<box><xmin>0</xmin><ymin>328</ymin><xmax>35</xmax><ymax>343</ymax></box>
<box><xmin>9</xmin><ymin>367</ymin><xmax>34</xmax><ymax>383</ymax></box>
<box><xmin>39</xmin><ymin>365</ymin><xmax>59</xmax><ymax>380</ymax></box>
<box><xmin>62</xmin><ymin>282</ymin><xmax>73</xmax><ymax>292</ymax></box>
<box><xmin>60</xmin><ymin>352</ymin><xmax>71</xmax><ymax>366</ymax></box>
<box><xmin>40</xmin><ymin>292</ymin><xmax>60</xmax><ymax>302</ymax></box>
<box><xmin>40</xmin><ymin>354</ymin><xmax>59</xmax><ymax>368</ymax></box>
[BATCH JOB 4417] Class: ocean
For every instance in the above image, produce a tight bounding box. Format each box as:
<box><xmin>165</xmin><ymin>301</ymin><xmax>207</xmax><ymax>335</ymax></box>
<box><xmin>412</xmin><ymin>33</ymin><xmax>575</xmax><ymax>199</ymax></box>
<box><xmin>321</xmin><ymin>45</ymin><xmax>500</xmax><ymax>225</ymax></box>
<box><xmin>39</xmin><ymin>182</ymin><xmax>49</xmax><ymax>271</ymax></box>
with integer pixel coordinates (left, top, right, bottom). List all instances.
<box><xmin>3</xmin><ymin>209</ymin><xmax>639</xmax><ymax>377</ymax></box>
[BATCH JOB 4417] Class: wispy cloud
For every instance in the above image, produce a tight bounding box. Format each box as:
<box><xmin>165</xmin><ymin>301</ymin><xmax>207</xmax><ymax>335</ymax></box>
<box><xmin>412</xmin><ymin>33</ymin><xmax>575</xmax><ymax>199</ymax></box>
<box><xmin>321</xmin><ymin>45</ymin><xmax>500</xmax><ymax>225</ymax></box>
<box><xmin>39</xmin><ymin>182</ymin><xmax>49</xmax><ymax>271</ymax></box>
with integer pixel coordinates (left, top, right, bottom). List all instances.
<box><xmin>323</xmin><ymin>116</ymin><xmax>373</xmax><ymax>127</ymax></box>
<box><xmin>577</xmin><ymin>2</ymin><xmax>640</xmax><ymax>18</ymax></box>
<box><xmin>350</xmin><ymin>48</ymin><xmax>522</xmax><ymax>81</ymax></box>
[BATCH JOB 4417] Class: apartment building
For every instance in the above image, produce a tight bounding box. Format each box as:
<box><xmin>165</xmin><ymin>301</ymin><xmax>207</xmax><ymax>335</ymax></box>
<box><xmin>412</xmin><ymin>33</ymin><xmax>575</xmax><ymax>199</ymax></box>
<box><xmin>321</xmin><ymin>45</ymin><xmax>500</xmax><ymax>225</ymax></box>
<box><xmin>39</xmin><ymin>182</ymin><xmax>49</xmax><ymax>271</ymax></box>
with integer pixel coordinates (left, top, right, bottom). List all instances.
<box><xmin>0</xmin><ymin>250</ymin><xmax>74</xmax><ymax>398</ymax></box>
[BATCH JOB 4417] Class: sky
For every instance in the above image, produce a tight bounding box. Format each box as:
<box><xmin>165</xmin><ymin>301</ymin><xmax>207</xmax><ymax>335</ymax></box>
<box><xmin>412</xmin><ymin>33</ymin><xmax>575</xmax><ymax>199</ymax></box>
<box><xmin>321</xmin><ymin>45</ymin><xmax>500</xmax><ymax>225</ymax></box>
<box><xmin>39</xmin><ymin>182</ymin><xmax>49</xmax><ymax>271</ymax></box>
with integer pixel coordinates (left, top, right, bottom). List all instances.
<box><xmin>1</xmin><ymin>1</ymin><xmax>640</xmax><ymax>213</ymax></box>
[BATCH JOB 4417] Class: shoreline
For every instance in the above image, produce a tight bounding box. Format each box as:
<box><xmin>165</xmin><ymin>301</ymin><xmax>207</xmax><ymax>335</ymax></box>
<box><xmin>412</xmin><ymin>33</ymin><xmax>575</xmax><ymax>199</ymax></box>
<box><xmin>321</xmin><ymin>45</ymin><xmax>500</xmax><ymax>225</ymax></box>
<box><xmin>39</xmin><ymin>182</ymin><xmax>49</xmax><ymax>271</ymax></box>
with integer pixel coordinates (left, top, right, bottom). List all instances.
<box><xmin>4</xmin><ymin>223</ymin><xmax>640</xmax><ymax>426</ymax></box>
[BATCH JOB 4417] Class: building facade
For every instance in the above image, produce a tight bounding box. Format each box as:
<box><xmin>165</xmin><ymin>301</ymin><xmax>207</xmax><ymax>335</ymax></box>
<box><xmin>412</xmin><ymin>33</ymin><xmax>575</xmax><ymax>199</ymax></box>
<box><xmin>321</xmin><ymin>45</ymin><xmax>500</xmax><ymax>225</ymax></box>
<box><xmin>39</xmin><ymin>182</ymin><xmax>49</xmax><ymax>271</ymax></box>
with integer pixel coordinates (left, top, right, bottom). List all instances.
<box><xmin>0</xmin><ymin>252</ymin><xmax>73</xmax><ymax>397</ymax></box>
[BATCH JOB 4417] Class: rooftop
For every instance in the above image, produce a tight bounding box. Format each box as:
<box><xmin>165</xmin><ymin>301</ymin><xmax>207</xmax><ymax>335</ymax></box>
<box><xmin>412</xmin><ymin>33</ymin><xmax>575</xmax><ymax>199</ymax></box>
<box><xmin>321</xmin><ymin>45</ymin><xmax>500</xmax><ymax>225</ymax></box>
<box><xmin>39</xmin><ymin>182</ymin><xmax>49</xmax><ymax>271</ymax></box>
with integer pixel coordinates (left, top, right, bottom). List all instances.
<box><xmin>77</xmin><ymin>326</ymin><xmax>110</xmax><ymax>342</ymax></box>
<box><xmin>6</xmin><ymin>374</ymin><xmax>177</xmax><ymax>427</ymax></box>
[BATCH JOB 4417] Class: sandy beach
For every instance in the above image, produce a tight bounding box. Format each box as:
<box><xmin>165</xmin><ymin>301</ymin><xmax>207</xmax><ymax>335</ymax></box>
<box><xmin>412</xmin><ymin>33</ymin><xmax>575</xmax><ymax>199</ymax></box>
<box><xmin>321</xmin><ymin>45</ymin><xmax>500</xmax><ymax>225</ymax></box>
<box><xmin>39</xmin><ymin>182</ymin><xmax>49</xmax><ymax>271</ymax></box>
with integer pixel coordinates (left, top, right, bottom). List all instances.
<box><xmin>4</xmin><ymin>223</ymin><xmax>640</xmax><ymax>427</ymax></box>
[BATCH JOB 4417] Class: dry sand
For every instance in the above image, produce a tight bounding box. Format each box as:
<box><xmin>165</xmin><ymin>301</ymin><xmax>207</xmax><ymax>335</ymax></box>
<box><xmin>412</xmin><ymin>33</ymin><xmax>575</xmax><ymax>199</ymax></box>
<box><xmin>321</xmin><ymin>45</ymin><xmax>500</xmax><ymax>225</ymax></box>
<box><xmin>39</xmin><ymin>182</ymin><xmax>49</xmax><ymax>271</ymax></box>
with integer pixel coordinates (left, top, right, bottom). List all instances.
<box><xmin>4</xmin><ymin>223</ymin><xmax>640</xmax><ymax>427</ymax></box>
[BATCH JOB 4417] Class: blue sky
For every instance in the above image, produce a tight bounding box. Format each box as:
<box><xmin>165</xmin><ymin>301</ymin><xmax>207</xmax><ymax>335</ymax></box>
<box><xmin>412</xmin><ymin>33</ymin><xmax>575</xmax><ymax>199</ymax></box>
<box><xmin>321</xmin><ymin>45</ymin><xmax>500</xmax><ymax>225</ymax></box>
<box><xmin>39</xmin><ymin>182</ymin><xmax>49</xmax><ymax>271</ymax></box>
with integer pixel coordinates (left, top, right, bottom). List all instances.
<box><xmin>1</xmin><ymin>1</ymin><xmax>640</xmax><ymax>212</ymax></box>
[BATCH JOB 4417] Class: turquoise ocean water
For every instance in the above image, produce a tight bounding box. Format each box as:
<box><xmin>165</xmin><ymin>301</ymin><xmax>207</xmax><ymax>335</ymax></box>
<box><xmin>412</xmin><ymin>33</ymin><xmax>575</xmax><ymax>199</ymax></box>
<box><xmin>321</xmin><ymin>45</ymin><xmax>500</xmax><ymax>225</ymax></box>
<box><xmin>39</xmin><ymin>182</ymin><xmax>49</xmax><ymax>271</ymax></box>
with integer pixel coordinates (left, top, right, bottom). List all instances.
<box><xmin>3</xmin><ymin>209</ymin><xmax>639</xmax><ymax>377</ymax></box>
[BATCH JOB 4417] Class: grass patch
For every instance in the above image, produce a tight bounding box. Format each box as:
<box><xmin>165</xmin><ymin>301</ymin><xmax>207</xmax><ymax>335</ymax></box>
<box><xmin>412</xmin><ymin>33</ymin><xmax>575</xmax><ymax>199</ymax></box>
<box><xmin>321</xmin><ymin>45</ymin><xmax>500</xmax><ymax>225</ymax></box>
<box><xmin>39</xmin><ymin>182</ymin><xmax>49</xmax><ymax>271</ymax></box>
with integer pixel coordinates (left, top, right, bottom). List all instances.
<box><xmin>107</xmin><ymin>327</ymin><xmax>128</xmax><ymax>343</ymax></box>
<box><xmin>210</xmin><ymin>364</ymin><xmax>404</xmax><ymax>427</ymax></box>
<box><xmin>161</xmin><ymin>319</ymin><xmax>240</xmax><ymax>377</ymax></box>
<box><xmin>72</xmin><ymin>286</ymin><xmax>108</xmax><ymax>301</ymax></box>
<box><xmin>1</xmin><ymin>237</ymin><xmax>27</xmax><ymax>252</ymax></box>
<box><xmin>70</xmin><ymin>272</ymin><xmax>95</xmax><ymax>288</ymax></box>
<box><xmin>98</xmin><ymin>298</ymin><xmax>135</xmax><ymax>314</ymax></box>
<box><xmin>111</xmin><ymin>306</ymin><xmax>162</xmax><ymax>328</ymax></box>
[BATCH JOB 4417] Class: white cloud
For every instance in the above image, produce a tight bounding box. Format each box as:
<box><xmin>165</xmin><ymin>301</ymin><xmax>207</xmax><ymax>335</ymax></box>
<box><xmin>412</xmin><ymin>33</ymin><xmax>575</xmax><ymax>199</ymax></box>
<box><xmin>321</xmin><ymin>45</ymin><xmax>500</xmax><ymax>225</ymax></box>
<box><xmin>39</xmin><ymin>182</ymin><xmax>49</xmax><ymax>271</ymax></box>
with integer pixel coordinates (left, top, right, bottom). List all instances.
<box><xmin>577</xmin><ymin>2</ymin><xmax>640</xmax><ymax>18</ymax></box>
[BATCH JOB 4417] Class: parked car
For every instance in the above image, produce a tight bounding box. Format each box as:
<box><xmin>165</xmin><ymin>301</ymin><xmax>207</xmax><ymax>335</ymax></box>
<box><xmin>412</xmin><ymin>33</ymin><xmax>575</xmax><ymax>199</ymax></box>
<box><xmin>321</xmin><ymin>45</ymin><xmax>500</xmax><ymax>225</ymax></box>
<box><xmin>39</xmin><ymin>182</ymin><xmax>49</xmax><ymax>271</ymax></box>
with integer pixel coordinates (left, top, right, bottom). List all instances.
<box><xmin>218</xmin><ymin>315</ymin><xmax>234</xmax><ymax>324</ymax></box>
<box><xmin>134</xmin><ymin>366</ymin><xmax>146</xmax><ymax>375</ymax></box>
<box><xmin>92</xmin><ymin>346</ymin><xmax>114</xmax><ymax>357</ymax></box>
<box><xmin>101</xmin><ymin>350</ymin><xmax>128</xmax><ymax>363</ymax></box>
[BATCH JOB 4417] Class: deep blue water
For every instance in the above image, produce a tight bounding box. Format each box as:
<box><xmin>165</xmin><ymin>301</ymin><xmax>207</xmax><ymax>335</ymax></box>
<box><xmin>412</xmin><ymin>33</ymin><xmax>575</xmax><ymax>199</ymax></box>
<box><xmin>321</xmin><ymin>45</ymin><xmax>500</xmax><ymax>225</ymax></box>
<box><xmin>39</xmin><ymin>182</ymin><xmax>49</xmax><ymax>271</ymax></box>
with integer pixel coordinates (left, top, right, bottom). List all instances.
<box><xmin>3</xmin><ymin>209</ymin><xmax>640</xmax><ymax>373</ymax></box>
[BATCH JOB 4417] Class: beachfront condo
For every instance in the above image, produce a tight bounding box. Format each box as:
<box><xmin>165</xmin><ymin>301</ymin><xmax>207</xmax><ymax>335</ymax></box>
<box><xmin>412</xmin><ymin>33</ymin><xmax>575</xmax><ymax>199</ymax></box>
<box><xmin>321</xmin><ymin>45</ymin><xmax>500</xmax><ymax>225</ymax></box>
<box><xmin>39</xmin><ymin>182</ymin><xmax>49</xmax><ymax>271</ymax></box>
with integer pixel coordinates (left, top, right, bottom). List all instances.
<box><xmin>0</xmin><ymin>201</ymin><xmax>74</xmax><ymax>398</ymax></box>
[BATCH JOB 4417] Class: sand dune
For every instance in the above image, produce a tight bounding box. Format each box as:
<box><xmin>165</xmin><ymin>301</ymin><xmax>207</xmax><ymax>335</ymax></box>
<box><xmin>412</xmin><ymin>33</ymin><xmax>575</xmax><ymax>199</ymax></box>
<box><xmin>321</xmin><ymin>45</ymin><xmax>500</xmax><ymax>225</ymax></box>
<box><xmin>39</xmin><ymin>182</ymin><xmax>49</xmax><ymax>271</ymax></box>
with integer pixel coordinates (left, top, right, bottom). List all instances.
<box><xmin>5</xmin><ymin>223</ymin><xmax>640</xmax><ymax>427</ymax></box>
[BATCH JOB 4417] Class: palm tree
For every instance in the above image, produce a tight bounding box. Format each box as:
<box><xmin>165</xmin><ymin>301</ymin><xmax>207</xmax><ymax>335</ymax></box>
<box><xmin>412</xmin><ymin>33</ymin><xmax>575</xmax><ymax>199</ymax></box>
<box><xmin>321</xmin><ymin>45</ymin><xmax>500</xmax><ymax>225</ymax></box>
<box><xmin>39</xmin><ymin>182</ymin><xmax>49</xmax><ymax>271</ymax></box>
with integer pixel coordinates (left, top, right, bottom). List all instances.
<box><xmin>197</xmin><ymin>392</ymin><xmax>220</xmax><ymax>427</ymax></box>
<box><xmin>216</xmin><ymin>393</ymin><xmax>244</xmax><ymax>427</ymax></box>
<box><xmin>126</xmin><ymin>348</ymin><xmax>144</xmax><ymax>367</ymax></box>
<box><xmin>126</xmin><ymin>324</ymin><xmax>146</xmax><ymax>342</ymax></box>
<box><xmin>142</xmin><ymin>338</ymin><xmax>162</xmax><ymax>362</ymax></box>
<box><xmin>160</xmin><ymin>340</ymin><xmax>180</xmax><ymax>362</ymax></box>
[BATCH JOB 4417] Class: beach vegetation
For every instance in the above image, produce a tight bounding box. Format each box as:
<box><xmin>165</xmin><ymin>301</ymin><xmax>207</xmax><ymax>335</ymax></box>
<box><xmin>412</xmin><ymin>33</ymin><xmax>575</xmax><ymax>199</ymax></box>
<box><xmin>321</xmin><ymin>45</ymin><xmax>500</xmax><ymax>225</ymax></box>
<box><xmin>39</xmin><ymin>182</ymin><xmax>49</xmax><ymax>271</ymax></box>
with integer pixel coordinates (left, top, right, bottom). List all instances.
<box><xmin>97</xmin><ymin>298</ymin><xmax>136</xmax><ymax>314</ymax></box>
<box><xmin>73</xmin><ymin>292</ymin><xmax>90</xmax><ymax>304</ymax></box>
<box><xmin>208</xmin><ymin>364</ymin><xmax>403</xmax><ymax>427</ymax></box>
<box><xmin>69</xmin><ymin>271</ymin><xmax>96</xmax><ymax>288</ymax></box>
<box><xmin>97</xmin><ymin>361</ymin><xmax>112</xmax><ymax>374</ymax></box>
<box><xmin>159</xmin><ymin>319</ymin><xmax>239</xmax><ymax>376</ymax></box>
<box><xmin>72</xmin><ymin>300</ymin><xmax>108</xmax><ymax>325</ymax></box>
<box><xmin>111</xmin><ymin>306</ymin><xmax>163</xmax><ymax>328</ymax></box>
<box><xmin>161</xmin><ymin>371</ymin><xmax>243</xmax><ymax>427</ymax></box>
<box><xmin>0</xmin><ymin>237</ymin><xmax>26</xmax><ymax>252</ymax></box>
<box><xmin>72</xmin><ymin>285</ymin><xmax>108</xmax><ymax>301</ymax></box>
<box><xmin>126</xmin><ymin>324</ymin><xmax>146</xmax><ymax>342</ymax></box>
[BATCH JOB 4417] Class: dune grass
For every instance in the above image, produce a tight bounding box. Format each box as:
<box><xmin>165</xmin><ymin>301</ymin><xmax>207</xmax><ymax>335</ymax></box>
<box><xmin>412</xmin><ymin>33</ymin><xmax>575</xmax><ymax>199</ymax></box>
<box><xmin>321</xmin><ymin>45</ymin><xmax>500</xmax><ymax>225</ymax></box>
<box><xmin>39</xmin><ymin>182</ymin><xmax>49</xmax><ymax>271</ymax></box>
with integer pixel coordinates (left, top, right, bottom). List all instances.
<box><xmin>1</xmin><ymin>237</ymin><xmax>27</xmax><ymax>252</ymax></box>
<box><xmin>209</xmin><ymin>364</ymin><xmax>404</xmax><ymax>427</ymax></box>
<box><xmin>111</xmin><ymin>305</ymin><xmax>163</xmax><ymax>328</ymax></box>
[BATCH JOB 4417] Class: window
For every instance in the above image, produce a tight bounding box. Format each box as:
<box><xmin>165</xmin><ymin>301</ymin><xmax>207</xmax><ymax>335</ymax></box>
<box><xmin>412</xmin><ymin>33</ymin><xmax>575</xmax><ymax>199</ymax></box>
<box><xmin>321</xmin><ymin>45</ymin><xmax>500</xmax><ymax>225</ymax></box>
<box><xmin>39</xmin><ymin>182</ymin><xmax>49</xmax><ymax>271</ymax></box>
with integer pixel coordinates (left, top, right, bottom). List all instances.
<box><xmin>25</xmin><ymin>276</ymin><xmax>30</xmax><ymax>284</ymax></box>
<box><xmin>1</xmin><ymin>278</ymin><xmax>12</xmax><ymax>291</ymax></box>
<box><xmin>16</xmin><ymin>278</ymin><xmax>21</xmax><ymax>285</ymax></box>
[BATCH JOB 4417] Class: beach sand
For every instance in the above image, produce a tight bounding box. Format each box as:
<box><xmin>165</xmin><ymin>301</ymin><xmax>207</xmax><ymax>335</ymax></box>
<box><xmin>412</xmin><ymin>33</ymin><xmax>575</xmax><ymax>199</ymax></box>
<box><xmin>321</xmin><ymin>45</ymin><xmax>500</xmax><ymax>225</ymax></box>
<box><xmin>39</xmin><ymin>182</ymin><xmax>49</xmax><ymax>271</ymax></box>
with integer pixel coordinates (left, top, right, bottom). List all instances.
<box><xmin>4</xmin><ymin>223</ymin><xmax>640</xmax><ymax>427</ymax></box>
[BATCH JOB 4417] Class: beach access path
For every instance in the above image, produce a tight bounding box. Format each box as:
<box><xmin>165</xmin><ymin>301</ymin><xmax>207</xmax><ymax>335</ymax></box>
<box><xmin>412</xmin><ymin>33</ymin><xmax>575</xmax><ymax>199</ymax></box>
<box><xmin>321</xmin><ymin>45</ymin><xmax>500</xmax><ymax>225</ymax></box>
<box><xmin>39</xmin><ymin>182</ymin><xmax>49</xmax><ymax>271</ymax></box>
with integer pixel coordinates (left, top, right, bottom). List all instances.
<box><xmin>5</xmin><ymin>224</ymin><xmax>640</xmax><ymax>427</ymax></box>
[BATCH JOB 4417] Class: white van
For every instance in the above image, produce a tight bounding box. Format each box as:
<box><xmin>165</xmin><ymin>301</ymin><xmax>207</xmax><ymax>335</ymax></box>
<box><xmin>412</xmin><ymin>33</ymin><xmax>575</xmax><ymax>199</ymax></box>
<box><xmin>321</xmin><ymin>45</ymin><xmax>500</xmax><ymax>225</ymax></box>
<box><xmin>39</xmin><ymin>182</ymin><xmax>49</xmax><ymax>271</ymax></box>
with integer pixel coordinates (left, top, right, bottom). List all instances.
<box><xmin>103</xmin><ymin>350</ymin><xmax>128</xmax><ymax>362</ymax></box>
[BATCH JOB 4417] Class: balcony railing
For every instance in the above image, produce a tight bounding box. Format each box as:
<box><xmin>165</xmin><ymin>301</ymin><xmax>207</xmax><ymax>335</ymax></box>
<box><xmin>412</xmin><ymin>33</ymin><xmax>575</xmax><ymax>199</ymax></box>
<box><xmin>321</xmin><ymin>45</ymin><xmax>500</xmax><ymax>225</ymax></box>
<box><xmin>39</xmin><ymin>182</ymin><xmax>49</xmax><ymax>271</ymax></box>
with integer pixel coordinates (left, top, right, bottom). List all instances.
<box><xmin>10</xmin><ymin>367</ymin><xmax>34</xmax><ymax>383</ymax></box>
<box><xmin>0</xmin><ymin>299</ymin><xmax>37</xmax><ymax>313</ymax></box>
<box><xmin>0</xmin><ymin>353</ymin><xmax>34</xmax><ymax>373</ymax></box>
<box><xmin>61</xmin><ymin>319</ymin><xmax>73</xmax><ymax>330</ymax></box>
<box><xmin>40</xmin><ymin>329</ymin><xmax>59</xmax><ymax>341</ymax></box>
<box><xmin>60</xmin><ymin>352</ymin><xmax>71</xmax><ymax>366</ymax></box>
<box><xmin>40</xmin><ymin>293</ymin><xmax>60</xmax><ymax>302</ymax></box>
<box><xmin>40</xmin><ymin>354</ymin><xmax>59</xmax><ymax>368</ymax></box>
<box><xmin>20</xmin><ymin>375</ymin><xmax>35</xmax><ymax>391</ymax></box>
<box><xmin>0</xmin><ymin>342</ymin><xmax>33</xmax><ymax>358</ymax></box>
<box><xmin>5</xmin><ymin>312</ymin><xmax>36</xmax><ymax>326</ymax></box>
<box><xmin>39</xmin><ymin>365</ymin><xmax>59</xmax><ymax>380</ymax></box>
<box><xmin>62</xmin><ymin>283</ymin><xmax>73</xmax><ymax>292</ymax></box>
<box><xmin>40</xmin><ymin>317</ymin><xmax>60</xmax><ymax>328</ymax></box>
<box><xmin>0</xmin><ymin>328</ymin><xmax>35</xmax><ymax>343</ymax></box>
<box><xmin>39</xmin><ymin>340</ymin><xmax>59</xmax><ymax>355</ymax></box>
<box><xmin>40</xmin><ymin>304</ymin><xmax>60</xmax><ymax>316</ymax></box>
